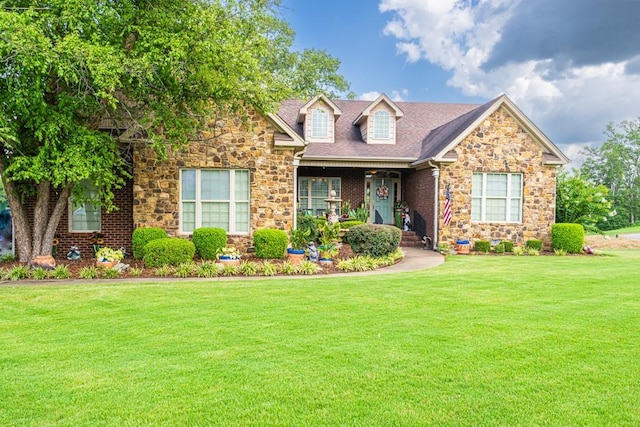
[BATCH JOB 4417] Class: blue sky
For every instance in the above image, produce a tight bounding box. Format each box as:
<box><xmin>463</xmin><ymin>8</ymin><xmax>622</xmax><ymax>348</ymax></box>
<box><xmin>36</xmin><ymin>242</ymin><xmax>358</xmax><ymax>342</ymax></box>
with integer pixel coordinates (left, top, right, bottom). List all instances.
<box><xmin>280</xmin><ymin>0</ymin><xmax>640</xmax><ymax>165</ymax></box>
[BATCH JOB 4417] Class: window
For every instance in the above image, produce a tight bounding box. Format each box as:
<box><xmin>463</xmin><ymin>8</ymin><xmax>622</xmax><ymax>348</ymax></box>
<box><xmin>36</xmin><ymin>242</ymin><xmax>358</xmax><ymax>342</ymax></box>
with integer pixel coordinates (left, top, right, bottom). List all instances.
<box><xmin>70</xmin><ymin>181</ymin><xmax>101</xmax><ymax>232</ymax></box>
<box><xmin>298</xmin><ymin>177</ymin><xmax>341</xmax><ymax>216</ymax></box>
<box><xmin>472</xmin><ymin>173</ymin><xmax>522</xmax><ymax>222</ymax></box>
<box><xmin>181</xmin><ymin>169</ymin><xmax>249</xmax><ymax>234</ymax></box>
<box><xmin>373</xmin><ymin>110</ymin><xmax>390</xmax><ymax>139</ymax></box>
<box><xmin>311</xmin><ymin>108</ymin><xmax>328</xmax><ymax>138</ymax></box>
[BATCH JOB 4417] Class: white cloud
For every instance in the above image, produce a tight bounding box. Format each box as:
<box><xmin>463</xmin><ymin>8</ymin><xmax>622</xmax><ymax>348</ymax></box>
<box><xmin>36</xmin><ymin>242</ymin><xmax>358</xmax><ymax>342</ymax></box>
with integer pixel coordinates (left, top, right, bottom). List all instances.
<box><xmin>359</xmin><ymin>91</ymin><xmax>381</xmax><ymax>101</ymax></box>
<box><xmin>378</xmin><ymin>0</ymin><xmax>640</xmax><ymax>161</ymax></box>
<box><xmin>359</xmin><ymin>89</ymin><xmax>408</xmax><ymax>102</ymax></box>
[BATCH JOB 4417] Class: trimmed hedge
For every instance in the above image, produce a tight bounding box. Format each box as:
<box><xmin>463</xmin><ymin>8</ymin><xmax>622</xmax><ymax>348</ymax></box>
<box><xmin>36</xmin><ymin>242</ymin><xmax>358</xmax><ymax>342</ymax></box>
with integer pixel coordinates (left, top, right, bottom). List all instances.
<box><xmin>344</xmin><ymin>224</ymin><xmax>401</xmax><ymax>257</ymax></box>
<box><xmin>254</xmin><ymin>228</ymin><xmax>288</xmax><ymax>259</ymax></box>
<box><xmin>525</xmin><ymin>239</ymin><xmax>543</xmax><ymax>251</ymax></box>
<box><xmin>192</xmin><ymin>227</ymin><xmax>227</xmax><ymax>260</ymax></box>
<box><xmin>132</xmin><ymin>227</ymin><xmax>167</xmax><ymax>260</ymax></box>
<box><xmin>144</xmin><ymin>238</ymin><xmax>196</xmax><ymax>268</ymax></box>
<box><xmin>502</xmin><ymin>241</ymin><xmax>514</xmax><ymax>252</ymax></box>
<box><xmin>340</xmin><ymin>220</ymin><xmax>365</xmax><ymax>229</ymax></box>
<box><xmin>551</xmin><ymin>223</ymin><xmax>584</xmax><ymax>253</ymax></box>
<box><xmin>493</xmin><ymin>242</ymin><xmax>505</xmax><ymax>254</ymax></box>
<box><xmin>474</xmin><ymin>240</ymin><xmax>490</xmax><ymax>253</ymax></box>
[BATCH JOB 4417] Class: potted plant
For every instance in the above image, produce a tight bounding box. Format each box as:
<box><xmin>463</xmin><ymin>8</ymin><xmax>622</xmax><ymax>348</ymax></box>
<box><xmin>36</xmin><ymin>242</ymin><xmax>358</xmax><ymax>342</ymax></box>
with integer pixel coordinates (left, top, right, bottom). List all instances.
<box><xmin>287</xmin><ymin>228</ymin><xmax>310</xmax><ymax>264</ymax></box>
<box><xmin>217</xmin><ymin>246</ymin><xmax>241</xmax><ymax>265</ymax></box>
<box><xmin>95</xmin><ymin>246</ymin><xmax>124</xmax><ymax>268</ymax></box>
<box><xmin>317</xmin><ymin>221</ymin><xmax>341</xmax><ymax>264</ymax></box>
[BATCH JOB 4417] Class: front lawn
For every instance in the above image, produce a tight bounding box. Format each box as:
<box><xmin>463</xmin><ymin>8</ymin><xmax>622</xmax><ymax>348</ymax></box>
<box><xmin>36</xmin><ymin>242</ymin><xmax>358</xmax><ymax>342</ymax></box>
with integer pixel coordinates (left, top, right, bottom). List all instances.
<box><xmin>1</xmin><ymin>251</ymin><xmax>639</xmax><ymax>425</ymax></box>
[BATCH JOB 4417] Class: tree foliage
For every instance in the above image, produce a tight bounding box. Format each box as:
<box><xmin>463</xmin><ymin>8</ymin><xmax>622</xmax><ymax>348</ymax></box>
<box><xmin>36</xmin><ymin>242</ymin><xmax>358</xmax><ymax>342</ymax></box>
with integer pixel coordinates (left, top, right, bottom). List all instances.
<box><xmin>555</xmin><ymin>170</ymin><xmax>614</xmax><ymax>229</ymax></box>
<box><xmin>0</xmin><ymin>0</ymin><xmax>350</xmax><ymax>261</ymax></box>
<box><xmin>579</xmin><ymin>118</ymin><xmax>640</xmax><ymax>228</ymax></box>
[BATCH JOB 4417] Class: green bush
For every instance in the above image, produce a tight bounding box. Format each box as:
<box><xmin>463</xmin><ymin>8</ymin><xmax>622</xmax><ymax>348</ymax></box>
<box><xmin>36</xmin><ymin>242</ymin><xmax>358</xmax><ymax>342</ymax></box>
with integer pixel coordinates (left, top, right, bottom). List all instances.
<box><xmin>474</xmin><ymin>240</ymin><xmax>490</xmax><ymax>253</ymax></box>
<box><xmin>502</xmin><ymin>241</ymin><xmax>514</xmax><ymax>252</ymax></box>
<box><xmin>551</xmin><ymin>223</ymin><xmax>584</xmax><ymax>254</ymax></box>
<box><xmin>340</xmin><ymin>220</ymin><xmax>365</xmax><ymax>229</ymax></box>
<box><xmin>253</xmin><ymin>228</ymin><xmax>288</xmax><ymax>259</ymax></box>
<box><xmin>297</xmin><ymin>215</ymin><xmax>319</xmax><ymax>242</ymax></box>
<box><xmin>132</xmin><ymin>227</ymin><xmax>167</xmax><ymax>260</ymax></box>
<box><xmin>192</xmin><ymin>227</ymin><xmax>227</xmax><ymax>260</ymax></box>
<box><xmin>344</xmin><ymin>224</ymin><xmax>401</xmax><ymax>257</ymax></box>
<box><xmin>493</xmin><ymin>243</ymin><xmax>505</xmax><ymax>254</ymax></box>
<box><xmin>525</xmin><ymin>239</ymin><xmax>543</xmax><ymax>251</ymax></box>
<box><xmin>144</xmin><ymin>237</ymin><xmax>196</xmax><ymax>268</ymax></box>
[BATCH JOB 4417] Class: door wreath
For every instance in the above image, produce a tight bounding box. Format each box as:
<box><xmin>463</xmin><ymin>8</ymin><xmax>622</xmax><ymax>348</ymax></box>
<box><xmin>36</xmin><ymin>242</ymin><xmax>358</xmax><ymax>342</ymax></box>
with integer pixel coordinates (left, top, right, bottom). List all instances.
<box><xmin>376</xmin><ymin>185</ymin><xmax>389</xmax><ymax>200</ymax></box>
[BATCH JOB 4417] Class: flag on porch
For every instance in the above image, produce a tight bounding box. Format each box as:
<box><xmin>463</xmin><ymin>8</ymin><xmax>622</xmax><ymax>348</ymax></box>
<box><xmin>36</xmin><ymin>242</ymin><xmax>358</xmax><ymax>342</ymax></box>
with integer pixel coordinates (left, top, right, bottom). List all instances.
<box><xmin>443</xmin><ymin>184</ymin><xmax>452</xmax><ymax>226</ymax></box>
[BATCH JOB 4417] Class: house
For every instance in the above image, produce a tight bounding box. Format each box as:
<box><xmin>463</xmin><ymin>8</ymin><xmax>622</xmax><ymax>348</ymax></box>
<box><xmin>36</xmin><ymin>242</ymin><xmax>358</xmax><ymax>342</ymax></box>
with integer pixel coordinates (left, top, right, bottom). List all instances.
<box><xmin>48</xmin><ymin>93</ymin><xmax>569</xmax><ymax>256</ymax></box>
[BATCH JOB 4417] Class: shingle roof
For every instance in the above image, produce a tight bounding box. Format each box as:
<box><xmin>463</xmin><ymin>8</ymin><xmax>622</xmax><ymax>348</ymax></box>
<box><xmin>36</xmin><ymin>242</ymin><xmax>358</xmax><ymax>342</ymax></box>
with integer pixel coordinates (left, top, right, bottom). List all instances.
<box><xmin>277</xmin><ymin>99</ymin><xmax>481</xmax><ymax>161</ymax></box>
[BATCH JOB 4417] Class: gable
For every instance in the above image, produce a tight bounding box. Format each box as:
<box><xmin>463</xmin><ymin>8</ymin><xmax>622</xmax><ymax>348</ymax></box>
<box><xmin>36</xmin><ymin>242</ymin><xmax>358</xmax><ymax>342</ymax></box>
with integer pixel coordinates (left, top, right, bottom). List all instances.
<box><xmin>353</xmin><ymin>93</ymin><xmax>404</xmax><ymax>145</ymax></box>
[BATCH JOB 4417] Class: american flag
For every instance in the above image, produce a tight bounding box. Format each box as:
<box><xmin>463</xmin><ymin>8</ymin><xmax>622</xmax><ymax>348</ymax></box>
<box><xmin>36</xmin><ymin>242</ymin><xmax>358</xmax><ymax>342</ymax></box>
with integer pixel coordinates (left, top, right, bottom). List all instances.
<box><xmin>443</xmin><ymin>184</ymin><xmax>452</xmax><ymax>226</ymax></box>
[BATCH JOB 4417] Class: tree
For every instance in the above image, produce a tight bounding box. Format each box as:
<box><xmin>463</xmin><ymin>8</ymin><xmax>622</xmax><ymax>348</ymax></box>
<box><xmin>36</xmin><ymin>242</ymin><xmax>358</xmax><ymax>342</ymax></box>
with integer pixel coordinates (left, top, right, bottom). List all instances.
<box><xmin>555</xmin><ymin>169</ymin><xmax>614</xmax><ymax>228</ymax></box>
<box><xmin>0</xmin><ymin>0</ymin><xmax>350</xmax><ymax>262</ymax></box>
<box><xmin>580</xmin><ymin>118</ymin><xmax>640</xmax><ymax>226</ymax></box>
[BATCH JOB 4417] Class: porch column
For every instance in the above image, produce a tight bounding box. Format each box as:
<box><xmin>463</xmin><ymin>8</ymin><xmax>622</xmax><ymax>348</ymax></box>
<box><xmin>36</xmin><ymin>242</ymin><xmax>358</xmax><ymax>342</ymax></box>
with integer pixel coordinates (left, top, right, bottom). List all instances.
<box><xmin>292</xmin><ymin>157</ymin><xmax>300</xmax><ymax>229</ymax></box>
<box><xmin>432</xmin><ymin>167</ymin><xmax>440</xmax><ymax>250</ymax></box>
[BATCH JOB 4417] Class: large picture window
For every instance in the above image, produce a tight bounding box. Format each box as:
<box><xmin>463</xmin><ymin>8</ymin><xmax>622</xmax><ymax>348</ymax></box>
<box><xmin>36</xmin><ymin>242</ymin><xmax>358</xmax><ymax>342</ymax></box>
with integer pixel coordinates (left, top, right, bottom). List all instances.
<box><xmin>181</xmin><ymin>169</ymin><xmax>249</xmax><ymax>234</ymax></box>
<box><xmin>70</xmin><ymin>181</ymin><xmax>101</xmax><ymax>232</ymax></box>
<box><xmin>472</xmin><ymin>173</ymin><xmax>522</xmax><ymax>222</ymax></box>
<box><xmin>298</xmin><ymin>177</ymin><xmax>341</xmax><ymax>216</ymax></box>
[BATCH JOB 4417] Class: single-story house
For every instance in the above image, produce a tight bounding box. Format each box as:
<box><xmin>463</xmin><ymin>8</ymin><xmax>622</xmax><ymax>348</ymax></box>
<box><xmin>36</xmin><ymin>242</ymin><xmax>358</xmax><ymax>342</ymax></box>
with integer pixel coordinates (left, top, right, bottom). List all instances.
<box><xmin>47</xmin><ymin>93</ymin><xmax>569</xmax><ymax>256</ymax></box>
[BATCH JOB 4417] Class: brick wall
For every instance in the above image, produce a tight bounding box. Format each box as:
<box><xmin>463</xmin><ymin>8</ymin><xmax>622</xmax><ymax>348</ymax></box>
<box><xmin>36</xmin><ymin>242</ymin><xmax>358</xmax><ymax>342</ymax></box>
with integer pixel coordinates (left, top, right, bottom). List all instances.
<box><xmin>23</xmin><ymin>178</ymin><xmax>134</xmax><ymax>259</ymax></box>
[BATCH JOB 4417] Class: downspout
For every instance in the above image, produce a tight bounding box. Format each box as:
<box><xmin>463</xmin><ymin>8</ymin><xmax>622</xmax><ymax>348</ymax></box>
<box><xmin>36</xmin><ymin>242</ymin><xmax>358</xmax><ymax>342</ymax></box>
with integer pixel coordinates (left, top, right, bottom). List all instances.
<box><xmin>428</xmin><ymin>161</ymin><xmax>440</xmax><ymax>250</ymax></box>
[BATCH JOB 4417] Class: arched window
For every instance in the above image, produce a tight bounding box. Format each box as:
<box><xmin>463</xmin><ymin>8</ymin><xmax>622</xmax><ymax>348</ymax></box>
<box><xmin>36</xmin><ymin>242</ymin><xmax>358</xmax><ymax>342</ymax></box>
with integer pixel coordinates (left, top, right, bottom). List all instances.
<box><xmin>311</xmin><ymin>108</ymin><xmax>328</xmax><ymax>138</ymax></box>
<box><xmin>373</xmin><ymin>110</ymin><xmax>390</xmax><ymax>139</ymax></box>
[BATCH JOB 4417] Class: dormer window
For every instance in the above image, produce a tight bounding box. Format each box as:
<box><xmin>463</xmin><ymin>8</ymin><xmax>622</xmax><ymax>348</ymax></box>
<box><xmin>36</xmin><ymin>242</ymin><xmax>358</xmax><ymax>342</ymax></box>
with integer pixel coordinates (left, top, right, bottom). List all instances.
<box><xmin>373</xmin><ymin>111</ymin><xmax>390</xmax><ymax>139</ymax></box>
<box><xmin>311</xmin><ymin>108</ymin><xmax>328</xmax><ymax>138</ymax></box>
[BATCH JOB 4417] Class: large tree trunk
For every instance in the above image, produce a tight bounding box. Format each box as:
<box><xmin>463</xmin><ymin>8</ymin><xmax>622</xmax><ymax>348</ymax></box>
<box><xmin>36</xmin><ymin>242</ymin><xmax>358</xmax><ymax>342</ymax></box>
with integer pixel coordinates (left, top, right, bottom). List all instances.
<box><xmin>0</xmin><ymin>172</ymin><xmax>72</xmax><ymax>262</ymax></box>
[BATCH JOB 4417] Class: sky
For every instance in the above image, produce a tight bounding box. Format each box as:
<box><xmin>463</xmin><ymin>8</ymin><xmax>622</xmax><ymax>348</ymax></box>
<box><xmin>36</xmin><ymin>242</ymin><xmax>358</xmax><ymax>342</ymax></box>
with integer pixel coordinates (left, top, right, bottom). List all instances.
<box><xmin>280</xmin><ymin>0</ymin><xmax>640</xmax><ymax>166</ymax></box>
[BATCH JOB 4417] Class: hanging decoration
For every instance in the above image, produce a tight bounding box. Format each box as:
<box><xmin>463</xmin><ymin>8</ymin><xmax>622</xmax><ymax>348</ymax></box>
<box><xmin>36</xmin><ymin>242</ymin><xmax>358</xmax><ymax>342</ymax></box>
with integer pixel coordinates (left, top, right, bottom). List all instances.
<box><xmin>376</xmin><ymin>180</ymin><xmax>389</xmax><ymax>200</ymax></box>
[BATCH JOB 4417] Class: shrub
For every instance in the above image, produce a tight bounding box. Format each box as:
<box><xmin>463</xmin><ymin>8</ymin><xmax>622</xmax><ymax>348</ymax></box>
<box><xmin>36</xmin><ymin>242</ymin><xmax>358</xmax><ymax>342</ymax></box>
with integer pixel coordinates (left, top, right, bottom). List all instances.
<box><xmin>253</xmin><ymin>228</ymin><xmax>287</xmax><ymax>259</ymax></box>
<box><xmin>297</xmin><ymin>215</ymin><xmax>319</xmax><ymax>242</ymax></box>
<box><xmin>79</xmin><ymin>266</ymin><xmax>100</xmax><ymax>279</ymax></box>
<box><xmin>144</xmin><ymin>237</ymin><xmax>196</xmax><ymax>268</ymax></box>
<box><xmin>4</xmin><ymin>265</ymin><xmax>30</xmax><ymax>281</ymax></box>
<box><xmin>196</xmin><ymin>262</ymin><xmax>219</xmax><ymax>278</ymax></box>
<box><xmin>50</xmin><ymin>265</ymin><xmax>71</xmax><ymax>279</ymax></box>
<box><xmin>344</xmin><ymin>224</ymin><xmax>401</xmax><ymax>257</ymax></box>
<box><xmin>31</xmin><ymin>267</ymin><xmax>49</xmax><ymax>280</ymax></box>
<box><xmin>493</xmin><ymin>242</ymin><xmax>505</xmax><ymax>254</ymax></box>
<box><xmin>339</xmin><ymin>220</ymin><xmax>364</xmax><ymax>229</ymax></box>
<box><xmin>192</xmin><ymin>227</ymin><xmax>227</xmax><ymax>260</ymax></box>
<box><xmin>502</xmin><ymin>241</ymin><xmax>514</xmax><ymax>252</ymax></box>
<box><xmin>525</xmin><ymin>239</ymin><xmax>543</xmax><ymax>251</ymax></box>
<box><xmin>132</xmin><ymin>227</ymin><xmax>167</xmax><ymax>260</ymax></box>
<box><xmin>474</xmin><ymin>240</ymin><xmax>490</xmax><ymax>253</ymax></box>
<box><xmin>551</xmin><ymin>223</ymin><xmax>584</xmax><ymax>254</ymax></box>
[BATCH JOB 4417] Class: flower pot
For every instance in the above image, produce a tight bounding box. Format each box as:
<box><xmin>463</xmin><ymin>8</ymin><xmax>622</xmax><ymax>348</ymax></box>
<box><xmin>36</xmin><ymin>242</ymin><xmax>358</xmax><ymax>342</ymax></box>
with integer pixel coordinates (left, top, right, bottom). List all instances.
<box><xmin>96</xmin><ymin>261</ymin><xmax>117</xmax><ymax>269</ymax></box>
<box><xmin>318</xmin><ymin>258</ymin><xmax>333</xmax><ymax>266</ymax></box>
<box><xmin>218</xmin><ymin>256</ymin><xmax>240</xmax><ymax>266</ymax></box>
<box><xmin>287</xmin><ymin>248</ymin><xmax>306</xmax><ymax>265</ymax></box>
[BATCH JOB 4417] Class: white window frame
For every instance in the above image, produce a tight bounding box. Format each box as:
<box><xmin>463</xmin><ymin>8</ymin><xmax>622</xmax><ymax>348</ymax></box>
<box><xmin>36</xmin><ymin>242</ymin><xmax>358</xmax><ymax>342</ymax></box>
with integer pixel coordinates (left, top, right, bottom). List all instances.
<box><xmin>69</xmin><ymin>181</ymin><xmax>101</xmax><ymax>232</ymax></box>
<box><xmin>373</xmin><ymin>110</ymin><xmax>390</xmax><ymax>139</ymax></box>
<box><xmin>472</xmin><ymin>172</ymin><xmax>522</xmax><ymax>223</ymax></box>
<box><xmin>180</xmin><ymin>169</ymin><xmax>250</xmax><ymax>235</ymax></box>
<box><xmin>311</xmin><ymin>108</ymin><xmax>328</xmax><ymax>138</ymax></box>
<box><xmin>298</xmin><ymin>177</ymin><xmax>341</xmax><ymax>216</ymax></box>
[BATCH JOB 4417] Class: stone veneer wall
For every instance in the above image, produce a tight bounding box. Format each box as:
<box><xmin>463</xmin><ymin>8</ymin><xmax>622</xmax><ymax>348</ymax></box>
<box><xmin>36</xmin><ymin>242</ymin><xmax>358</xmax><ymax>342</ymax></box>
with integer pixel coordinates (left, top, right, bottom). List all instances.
<box><xmin>132</xmin><ymin>111</ymin><xmax>296</xmax><ymax>252</ymax></box>
<box><xmin>438</xmin><ymin>107</ymin><xmax>558</xmax><ymax>248</ymax></box>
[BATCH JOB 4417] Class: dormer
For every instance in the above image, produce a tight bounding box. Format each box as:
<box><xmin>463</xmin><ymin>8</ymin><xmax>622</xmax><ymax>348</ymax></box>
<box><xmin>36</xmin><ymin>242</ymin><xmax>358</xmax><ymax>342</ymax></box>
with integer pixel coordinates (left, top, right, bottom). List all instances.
<box><xmin>352</xmin><ymin>94</ymin><xmax>404</xmax><ymax>144</ymax></box>
<box><xmin>297</xmin><ymin>95</ymin><xmax>342</xmax><ymax>143</ymax></box>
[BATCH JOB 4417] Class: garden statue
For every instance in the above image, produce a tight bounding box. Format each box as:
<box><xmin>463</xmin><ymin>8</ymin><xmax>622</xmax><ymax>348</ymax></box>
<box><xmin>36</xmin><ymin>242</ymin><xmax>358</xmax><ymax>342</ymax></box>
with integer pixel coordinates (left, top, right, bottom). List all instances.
<box><xmin>403</xmin><ymin>208</ymin><xmax>411</xmax><ymax>231</ymax></box>
<box><xmin>324</xmin><ymin>190</ymin><xmax>342</xmax><ymax>224</ymax></box>
<box><xmin>307</xmin><ymin>241</ymin><xmax>319</xmax><ymax>262</ymax></box>
<box><xmin>66</xmin><ymin>246</ymin><xmax>81</xmax><ymax>260</ymax></box>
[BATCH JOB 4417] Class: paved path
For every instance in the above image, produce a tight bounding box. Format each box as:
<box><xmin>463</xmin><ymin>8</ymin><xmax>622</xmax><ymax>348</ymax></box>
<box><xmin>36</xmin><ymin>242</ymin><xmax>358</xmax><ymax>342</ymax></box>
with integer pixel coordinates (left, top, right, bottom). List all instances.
<box><xmin>622</xmin><ymin>233</ymin><xmax>640</xmax><ymax>241</ymax></box>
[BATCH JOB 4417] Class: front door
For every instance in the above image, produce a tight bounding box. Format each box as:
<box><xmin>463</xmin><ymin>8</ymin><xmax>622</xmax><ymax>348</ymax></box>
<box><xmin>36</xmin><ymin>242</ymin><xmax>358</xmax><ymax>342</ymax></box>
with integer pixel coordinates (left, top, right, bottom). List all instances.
<box><xmin>372</xmin><ymin>178</ymin><xmax>394</xmax><ymax>224</ymax></box>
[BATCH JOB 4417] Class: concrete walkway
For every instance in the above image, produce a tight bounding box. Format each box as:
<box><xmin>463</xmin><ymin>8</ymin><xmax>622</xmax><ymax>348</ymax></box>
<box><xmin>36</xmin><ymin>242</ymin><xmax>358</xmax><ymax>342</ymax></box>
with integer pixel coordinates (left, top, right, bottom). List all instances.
<box><xmin>334</xmin><ymin>246</ymin><xmax>445</xmax><ymax>277</ymax></box>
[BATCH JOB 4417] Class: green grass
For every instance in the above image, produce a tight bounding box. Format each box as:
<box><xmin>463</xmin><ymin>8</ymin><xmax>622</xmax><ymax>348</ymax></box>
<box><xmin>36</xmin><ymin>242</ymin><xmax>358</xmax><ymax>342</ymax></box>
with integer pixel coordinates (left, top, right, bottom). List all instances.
<box><xmin>602</xmin><ymin>224</ymin><xmax>640</xmax><ymax>235</ymax></box>
<box><xmin>2</xmin><ymin>252</ymin><xmax>640</xmax><ymax>425</ymax></box>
